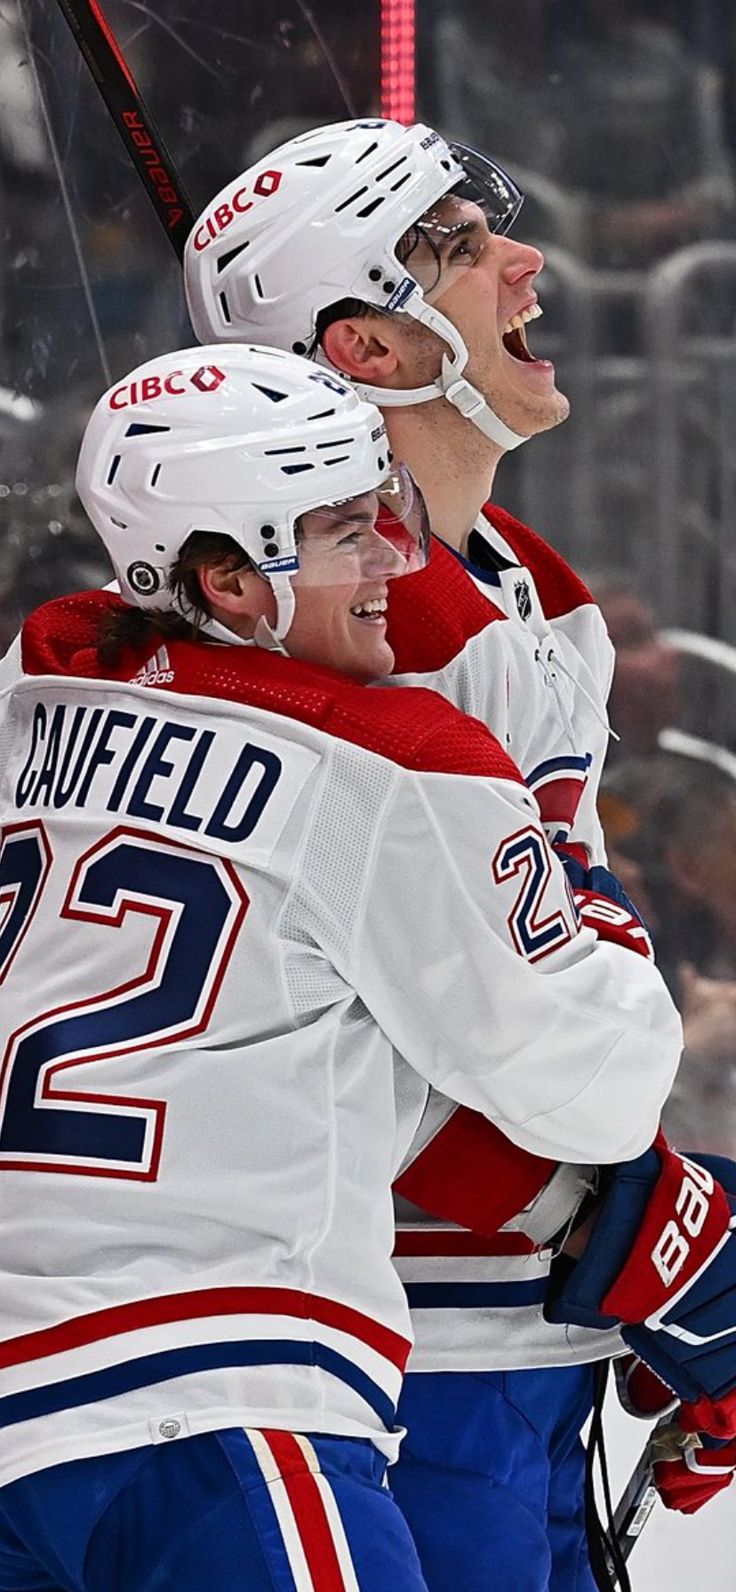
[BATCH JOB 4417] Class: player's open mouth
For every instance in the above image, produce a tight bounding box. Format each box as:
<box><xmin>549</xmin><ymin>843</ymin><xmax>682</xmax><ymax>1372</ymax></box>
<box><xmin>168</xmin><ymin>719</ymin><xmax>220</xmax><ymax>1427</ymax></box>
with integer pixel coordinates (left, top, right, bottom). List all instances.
<box><xmin>502</xmin><ymin>303</ymin><xmax>543</xmax><ymax>364</ymax></box>
<box><xmin>350</xmin><ymin>597</ymin><xmax>388</xmax><ymax>622</ymax></box>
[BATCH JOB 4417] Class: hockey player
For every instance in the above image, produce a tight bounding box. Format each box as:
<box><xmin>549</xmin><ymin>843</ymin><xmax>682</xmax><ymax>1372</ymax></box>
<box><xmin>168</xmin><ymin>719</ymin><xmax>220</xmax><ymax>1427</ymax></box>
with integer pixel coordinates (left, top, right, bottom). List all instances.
<box><xmin>181</xmin><ymin>121</ymin><xmax>733</xmax><ymax>1584</ymax></box>
<box><xmin>0</xmin><ymin>344</ymin><xmax>690</xmax><ymax>1591</ymax></box>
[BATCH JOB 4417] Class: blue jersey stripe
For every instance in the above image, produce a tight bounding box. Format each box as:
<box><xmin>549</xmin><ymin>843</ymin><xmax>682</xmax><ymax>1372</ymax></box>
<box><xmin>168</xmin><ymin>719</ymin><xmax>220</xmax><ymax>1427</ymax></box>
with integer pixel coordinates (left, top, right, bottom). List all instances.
<box><xmin>0</xmin><ymin>1340</ymin><xmax>396</xmax><ymax>1431</ymax></box>
<box><xmin>405</xmin><ymin>1281</ymin><xmax>549</xmax><ymax>1310</ymax></box>
<box><xmin>527</xmin><ymin>753</ymin><xmax>593</xmax><ymax>784</ymax></box>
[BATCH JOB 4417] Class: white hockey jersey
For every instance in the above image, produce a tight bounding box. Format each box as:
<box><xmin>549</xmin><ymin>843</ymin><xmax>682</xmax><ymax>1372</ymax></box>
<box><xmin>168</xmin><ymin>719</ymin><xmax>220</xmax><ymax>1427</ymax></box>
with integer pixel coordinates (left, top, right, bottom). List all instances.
<box><xmin>385</xmin><ymin>505</ymin><xmax>644</xmax><ymax>1370</ymax></box>
<box><xmin>0</xmin><ymin>591</ymin><xmax>680</xmax><ymax>1484</ymax></box>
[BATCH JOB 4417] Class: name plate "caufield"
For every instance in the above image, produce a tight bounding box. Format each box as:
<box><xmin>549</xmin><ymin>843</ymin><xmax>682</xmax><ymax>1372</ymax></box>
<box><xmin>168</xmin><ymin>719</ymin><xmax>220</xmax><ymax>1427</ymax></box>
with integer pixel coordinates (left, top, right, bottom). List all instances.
<box><xmin>8</xmin><ymin>684</ymin><xmax>320</xmax><ymax>865</ymax></box>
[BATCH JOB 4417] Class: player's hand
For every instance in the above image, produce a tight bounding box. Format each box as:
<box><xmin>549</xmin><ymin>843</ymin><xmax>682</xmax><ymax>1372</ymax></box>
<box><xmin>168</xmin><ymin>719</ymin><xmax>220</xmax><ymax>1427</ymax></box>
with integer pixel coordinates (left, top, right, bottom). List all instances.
<box><xmin>615</xmin><ymin>1355</ymin><xmax>736</xmax><ymax>1513</ymax></box>
<box><xmin>653</xmin><ymin>1429</ymin><xmax>736</xmax><ymax>1514</ymax></box>
<box><xmin>545</xmin><ymin>1142</ymin><xmax>736</xmax><ymax>1436</ymax></box>
<box><xmin>556</xmin><ymin>854</ymin><xmax>654</xmax><ymax>959</ymax></box>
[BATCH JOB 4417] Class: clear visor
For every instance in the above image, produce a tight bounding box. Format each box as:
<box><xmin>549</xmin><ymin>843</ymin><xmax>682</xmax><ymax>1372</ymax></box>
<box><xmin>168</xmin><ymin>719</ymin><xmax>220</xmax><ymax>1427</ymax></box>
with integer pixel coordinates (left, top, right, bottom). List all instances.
<box><xmin>395</xmin><ymin>145</ymin><xmax>524</xmax><ymax>301</ymax></box>
<box><xmin>292</xmin><ymin>463</ymin><xmax>430</xmax><ymax>585</ymax></box>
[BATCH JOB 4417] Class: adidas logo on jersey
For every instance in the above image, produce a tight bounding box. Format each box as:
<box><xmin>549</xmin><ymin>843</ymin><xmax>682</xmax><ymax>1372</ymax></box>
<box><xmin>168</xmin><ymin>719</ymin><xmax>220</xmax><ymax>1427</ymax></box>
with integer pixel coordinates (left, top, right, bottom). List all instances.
<box><xmin>131</xmin><ymin>645</ymin><xmax>175</xmax><ymax>686</ymax></box>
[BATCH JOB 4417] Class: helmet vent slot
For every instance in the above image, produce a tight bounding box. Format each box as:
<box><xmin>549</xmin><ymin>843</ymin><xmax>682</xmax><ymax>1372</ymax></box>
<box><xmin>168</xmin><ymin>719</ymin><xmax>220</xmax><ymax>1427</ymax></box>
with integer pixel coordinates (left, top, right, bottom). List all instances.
<box><xmin>390</xmin><ymin>172</ymin><xmax>412</xmax><ymax>192</ymax></box>
<box><xmin>252</xmin><ymin>384</ymin><xmax>288</xmax><ymax>403</ymax></box>
<box><xmin>281</xmin><ymin>462</ymin><xmax>315</xmax><ymax>475</ymax></box>
<box><xmin>216</xmin><ymin>241</ymin><xmax>250</xmax><ymax>273</ymax></box>
<box><xmin>106</xmin><ymin>454</ymin><xmax>121</xmax><ymax>486</ymax></box>
<box><xmin>253</xmin><ymin>273</ymin><xmax>265</xmax><ymax>300</ymax></box>
<box><xmin>323</xmin><ymin>455</ymin><xmax>350</xmax><ymax>465</ymax></box>
<box><xmin>150</xmin><ymin>464</ymin><xmax>162</xmax><ymax>488</ymax></box>
<box><xmin>355</xmin><ymin>141</ymin><xmax>379</xmax><ymax>164</ymax></box>
<box><xmin>317</xmin><ymin>438</ymin><xmax>351</xmax><ymax>448</ymax></box>
<box><xmin>264</xmin><ymin>445</ymin><xmax>307</xmax><ymax>455</ymax></box>
<box><xmin>356</xmin><ymin>196</ymin><xmax>386</xmax><ymax>219</ymax></box>
<box><xmin>110</xmin><ymin>516</ymin><xmax>127</xmax><ymax>529</ymax></box>
<box><xmin>125</xmin><ymin>423</ymin><xmax>171</xmax><ymax>437</ymax></box>
<box><xmin>295</xmin><ymin>155</ymin><xmax>331</xmax><ymax>168</ymax></box>
<box><xmin>307</xmin><ymin>409</ymin><xmax>337</xmax><ymax>421</ymax></box>
<box><xmin>335</xmin><ymin>187</ymin><xmax>368</xmax><ymax>213</ymax></box>
<box><xmin>375</xmin><ymin>158</ymin><xmax>406</xmax><ymax>182</ymax></box>
<box><xmin>217</xmin><ymin>292</ymin><xmax>232</xmax><ymax>325</ymax></box>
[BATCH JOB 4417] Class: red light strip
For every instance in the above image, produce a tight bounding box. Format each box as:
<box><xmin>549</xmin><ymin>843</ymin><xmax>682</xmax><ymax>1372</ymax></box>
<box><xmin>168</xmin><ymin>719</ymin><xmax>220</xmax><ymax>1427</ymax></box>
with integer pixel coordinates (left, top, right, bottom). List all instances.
<box><xmin>380</xmin><ymin>0</ymin><xmax>416</xmax><ymax>124</ymax></box>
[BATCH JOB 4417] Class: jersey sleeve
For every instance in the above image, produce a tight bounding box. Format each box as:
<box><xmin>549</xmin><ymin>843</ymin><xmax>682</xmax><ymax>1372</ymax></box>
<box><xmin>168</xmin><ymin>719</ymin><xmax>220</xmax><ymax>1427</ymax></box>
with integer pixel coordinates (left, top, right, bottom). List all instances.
<box><xmin>350</xmin><ymin>764</ymin><xmax>682</xmax><ymax>1166</ymax></box>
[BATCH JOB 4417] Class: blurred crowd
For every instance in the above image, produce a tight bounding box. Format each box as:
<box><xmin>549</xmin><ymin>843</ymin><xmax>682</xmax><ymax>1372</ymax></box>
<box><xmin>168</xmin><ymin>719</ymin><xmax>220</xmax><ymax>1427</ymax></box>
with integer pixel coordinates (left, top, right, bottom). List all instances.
<box><xmin>591</xmin><ymin>572</ymin><xmax>736</xmax><ymax>1154</ymax></box>
<box><xmin>2</xmin><ymin>0</ymin><xmax>736</xmax><ymax>1150</ymax></box>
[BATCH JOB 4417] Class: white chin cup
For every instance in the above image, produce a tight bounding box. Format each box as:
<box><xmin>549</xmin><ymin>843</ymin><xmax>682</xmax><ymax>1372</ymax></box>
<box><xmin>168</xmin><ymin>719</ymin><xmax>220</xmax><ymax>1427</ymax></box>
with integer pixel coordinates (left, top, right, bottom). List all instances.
<box><xmin>355</xmin><ymin>296</ymin><xmax>529</xmax><ymax>453</ymax></box>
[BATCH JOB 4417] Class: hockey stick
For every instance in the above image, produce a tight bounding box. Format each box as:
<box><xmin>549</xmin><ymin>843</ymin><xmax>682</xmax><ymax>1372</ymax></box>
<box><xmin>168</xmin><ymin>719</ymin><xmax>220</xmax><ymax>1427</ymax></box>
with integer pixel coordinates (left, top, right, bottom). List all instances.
<box><xmin>605</xmin><ymin>1411</ymin><xmax>705</xmax><ymax>1586</ymax></box>
<box><xmin>51</xmin><ymin>0</ymin><xmax>195</xmax><ymax>257</ymax></box>
<box><xmin>604</xmin><ymin>1422</ymin><xmax>662</xmax><ymax>1583</ymax></box>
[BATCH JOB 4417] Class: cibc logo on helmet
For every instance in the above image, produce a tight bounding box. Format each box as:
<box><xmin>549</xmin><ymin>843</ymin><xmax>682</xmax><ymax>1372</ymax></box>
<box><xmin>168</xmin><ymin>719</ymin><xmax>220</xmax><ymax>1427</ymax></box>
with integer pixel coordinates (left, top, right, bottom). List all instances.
<box><xmin>192</xmin><ymin>169</ymin><xmax>283</xmax><ymax>252</ymax></box>
<box><xmin>109</xmin><ymin>366</ymin><xmax>226</xmax><ymax>411</ymax></box>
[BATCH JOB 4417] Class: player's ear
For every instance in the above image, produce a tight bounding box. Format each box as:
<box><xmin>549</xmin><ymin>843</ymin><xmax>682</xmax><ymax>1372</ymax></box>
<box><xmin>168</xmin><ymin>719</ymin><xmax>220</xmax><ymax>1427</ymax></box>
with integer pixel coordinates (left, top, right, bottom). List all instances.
<box><xmin>197</xmin><ymin>557</ymin><xmax>272</xmax><ymax>626</ymax></box>
<box><xmin>322</xmin><ymin>315</ymin><xmax>399</xmax><ymax>384</ymax></box>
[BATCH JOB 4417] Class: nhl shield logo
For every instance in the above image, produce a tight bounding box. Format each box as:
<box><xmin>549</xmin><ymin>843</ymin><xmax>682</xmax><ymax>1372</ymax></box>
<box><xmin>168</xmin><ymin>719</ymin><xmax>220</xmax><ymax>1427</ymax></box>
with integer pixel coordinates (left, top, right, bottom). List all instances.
<box><xmin>514</xmin><ymin>578</ymin><xmax>532</xmax><ymax>621</ymax></box>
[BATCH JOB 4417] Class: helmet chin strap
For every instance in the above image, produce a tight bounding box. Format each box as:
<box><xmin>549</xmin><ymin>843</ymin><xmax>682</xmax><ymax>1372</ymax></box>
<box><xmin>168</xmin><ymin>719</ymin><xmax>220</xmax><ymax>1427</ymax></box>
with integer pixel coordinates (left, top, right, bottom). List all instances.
<box><xmin>176</xmin><ymin>574</ymin><xmax>297</xmax><ymax>653</ymax></box>
<box><xmin>355</xmin><ymin>296</ymin><xmax>530</xmax><ymax>453</ymax></box>
<box><xmin>253</xmin><ymin>573</ymin><xmax>296</xmax><ymax>654</ymax></box>
<box><xmin>196</xmin><ymin>614</ymin><xmax>250</xmax><ymax>646</ymax></box>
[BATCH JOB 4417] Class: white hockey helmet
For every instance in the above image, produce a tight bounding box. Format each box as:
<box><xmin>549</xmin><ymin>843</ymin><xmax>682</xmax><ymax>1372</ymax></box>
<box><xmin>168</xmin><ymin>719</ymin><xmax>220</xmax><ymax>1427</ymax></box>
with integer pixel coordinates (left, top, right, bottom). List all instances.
<box><xmin>183</xmin><ymin>119</ymin><xmax>527</xmax><ymax>452</ymax></box>
<box><xmin>76</xmin><ymin>342</ymin><xmax>429</xmax><ymax>647</ymax></box>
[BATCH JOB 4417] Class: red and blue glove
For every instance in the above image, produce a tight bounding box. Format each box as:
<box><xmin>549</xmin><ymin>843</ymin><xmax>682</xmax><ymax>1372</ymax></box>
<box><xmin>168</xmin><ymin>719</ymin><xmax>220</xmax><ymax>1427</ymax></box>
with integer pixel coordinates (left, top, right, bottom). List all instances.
<box><xmin>654</xmin><ymin>1431</ymin><xmax>736</xmax><ymax>1514</ymax></box>
<box><xmin>616</xmin><ymin>1355</ymin><xmax>736</xmax><ymax>1514</ymax></box>
<box><xmin>556</xmin><ymin>854</ymin><xmax>654</xmax><ymax>959</ymax></box>
<box><xmin>545</xmin><ymin>1144</ymin><xmax>736</xmax><ymax>1436</ymax></box>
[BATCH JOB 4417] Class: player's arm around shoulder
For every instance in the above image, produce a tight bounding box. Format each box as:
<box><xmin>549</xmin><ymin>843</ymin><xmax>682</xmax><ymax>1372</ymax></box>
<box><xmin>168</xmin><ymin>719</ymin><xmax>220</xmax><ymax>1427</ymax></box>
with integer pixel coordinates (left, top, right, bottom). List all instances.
<box><xmin>348</xmin><ymin>688</ymin><xmax>682</xmax><ymax>1168</ymax></box>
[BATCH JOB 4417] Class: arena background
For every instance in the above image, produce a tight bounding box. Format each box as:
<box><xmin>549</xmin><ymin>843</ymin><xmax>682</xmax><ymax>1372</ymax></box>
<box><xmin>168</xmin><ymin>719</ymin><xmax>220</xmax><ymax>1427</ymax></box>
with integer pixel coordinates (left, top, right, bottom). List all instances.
<box><xmin>2</xmin><ymin>1</ymin><xmax>735</xmax><ymax>1582</ymax></box>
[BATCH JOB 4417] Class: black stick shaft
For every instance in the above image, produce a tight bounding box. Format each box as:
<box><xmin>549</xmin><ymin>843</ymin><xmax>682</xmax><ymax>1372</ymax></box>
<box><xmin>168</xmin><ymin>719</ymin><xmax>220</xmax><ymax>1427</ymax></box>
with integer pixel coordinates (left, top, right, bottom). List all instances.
<box><xmin>608</xmin><ymin>1449</ymin><xmax>658</xmax><ymax>1570</ymax></box>
<box><xmin>605</xmin><ymin>1414</ymin><xmax>675</xmax><ymax>1585</ymax></box>
<box><xmin>52</xmin><ymin>0</ymin><xmax>195</xmax><ymax>257</ymax></box>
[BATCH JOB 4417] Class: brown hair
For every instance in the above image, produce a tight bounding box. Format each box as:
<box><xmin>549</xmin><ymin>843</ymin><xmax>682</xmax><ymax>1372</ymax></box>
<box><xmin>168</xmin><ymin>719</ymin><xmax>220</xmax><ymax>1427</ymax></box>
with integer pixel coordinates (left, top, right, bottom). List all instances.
<box><xmin>97</xmin><ymin>532</ymin><xmax>251</xmax><ymax>666</ymax></box>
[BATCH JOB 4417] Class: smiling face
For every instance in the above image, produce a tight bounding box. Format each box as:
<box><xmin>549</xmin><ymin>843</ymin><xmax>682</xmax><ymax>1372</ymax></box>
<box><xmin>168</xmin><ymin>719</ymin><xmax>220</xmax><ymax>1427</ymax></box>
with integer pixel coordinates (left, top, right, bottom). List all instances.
<box><xmin>195</xmin><ymin>470</ymin><xmax>428</xmax><ymax>680</ymax></box>
<box><xmin>397</xmin><ymin>192</ymin><xmax>570</xmax><ymax>439</ymax></box>
<box><xmin>281</xmin><ymin>498</ymin><xmax>407</xmax><ymax>680</ymax></box>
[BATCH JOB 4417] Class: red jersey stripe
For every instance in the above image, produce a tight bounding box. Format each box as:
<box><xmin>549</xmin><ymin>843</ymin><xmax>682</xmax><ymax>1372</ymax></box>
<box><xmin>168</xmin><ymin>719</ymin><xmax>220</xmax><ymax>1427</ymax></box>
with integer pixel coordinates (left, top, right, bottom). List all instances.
<box><xmin>0</xmin><ymin>1286</ymin><xmax>410</xmax><ymax>1373</ymax></box>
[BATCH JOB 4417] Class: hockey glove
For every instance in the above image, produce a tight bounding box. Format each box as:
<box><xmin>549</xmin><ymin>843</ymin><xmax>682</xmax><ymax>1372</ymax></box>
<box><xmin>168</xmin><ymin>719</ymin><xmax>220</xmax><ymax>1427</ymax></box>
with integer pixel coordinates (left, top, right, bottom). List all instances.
<box><xmin>615</xmin><ymin>1353</ymin><xmax>678</xmax><ymax>1420</ymax></box>
<box><xmin>545</xmin><ymin>1140</ymin><xmax>736</xmax><ymax>1436</ymax></box>
<box><xmin>653</xmin><ymin>1431</ymin><xmax>736</xmax><ymax>1515</ymax></box>
<box><xmin>556</xmin><ymin>855</ymin><xmax>654</xmax><ymax>960</ymax></box>
<box><xmin>615</xmin><ymin>1355</ymin><xmax>736</xmax><ymax>1513</ymax></box>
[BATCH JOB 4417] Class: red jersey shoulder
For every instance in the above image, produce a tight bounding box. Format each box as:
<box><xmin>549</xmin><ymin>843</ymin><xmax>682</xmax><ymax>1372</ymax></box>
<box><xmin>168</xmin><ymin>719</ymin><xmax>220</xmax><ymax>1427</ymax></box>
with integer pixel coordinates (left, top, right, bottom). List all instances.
<box><xmin>20</xmin><ymin>590</ymin><xmax>125</xmax><ymax>679</ymax></box>
<box><xmin>483</xmin><ymin>504</ymin><xmax>594</xmax><ymax>620</ymax></box>
<box><xmin>18</xmin><ymin>590</ymin><xmax>523</xmax><ymax>786</ymax></box>
<box><xmin>386</xmin><ymin>533</ymin><xmax>507</xmax><ymax>674</ymax></box>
